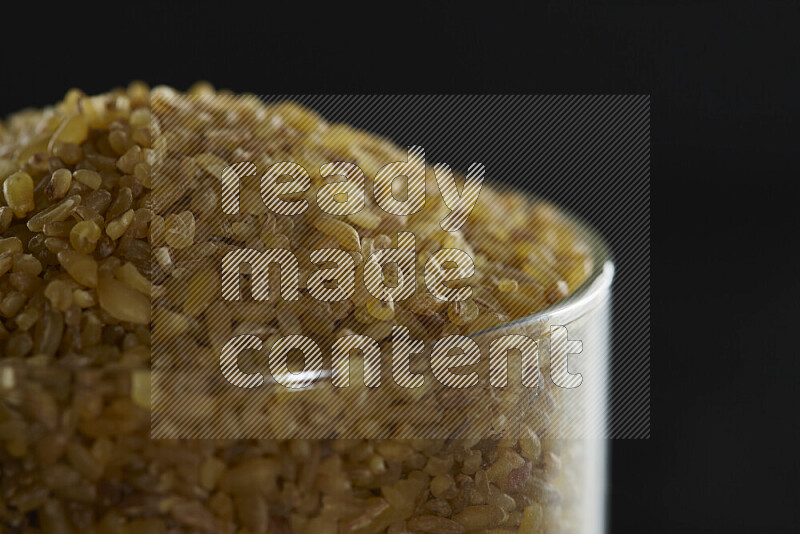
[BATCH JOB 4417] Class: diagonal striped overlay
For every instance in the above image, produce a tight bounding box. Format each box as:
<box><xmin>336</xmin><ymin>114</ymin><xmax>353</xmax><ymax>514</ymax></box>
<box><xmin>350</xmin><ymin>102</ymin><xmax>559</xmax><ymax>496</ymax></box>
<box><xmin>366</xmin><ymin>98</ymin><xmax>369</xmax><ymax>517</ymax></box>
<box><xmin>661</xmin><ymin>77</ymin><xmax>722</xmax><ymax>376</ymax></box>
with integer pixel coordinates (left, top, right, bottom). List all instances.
<box><xmin>150</xmin><ymin>93</ymin><xmax>649</xmax><ymax>440</ymax></box>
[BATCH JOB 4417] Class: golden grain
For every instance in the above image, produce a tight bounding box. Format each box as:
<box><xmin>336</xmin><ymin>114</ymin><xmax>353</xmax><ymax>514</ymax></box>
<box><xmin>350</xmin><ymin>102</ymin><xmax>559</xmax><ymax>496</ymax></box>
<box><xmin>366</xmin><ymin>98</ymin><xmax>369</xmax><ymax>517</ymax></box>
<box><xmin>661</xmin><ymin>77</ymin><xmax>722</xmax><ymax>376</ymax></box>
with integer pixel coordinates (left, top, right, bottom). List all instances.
<box><xmin>0</xmin><ymin>84</ymin><xmax>596</xmax><ymax>533</ymax></box>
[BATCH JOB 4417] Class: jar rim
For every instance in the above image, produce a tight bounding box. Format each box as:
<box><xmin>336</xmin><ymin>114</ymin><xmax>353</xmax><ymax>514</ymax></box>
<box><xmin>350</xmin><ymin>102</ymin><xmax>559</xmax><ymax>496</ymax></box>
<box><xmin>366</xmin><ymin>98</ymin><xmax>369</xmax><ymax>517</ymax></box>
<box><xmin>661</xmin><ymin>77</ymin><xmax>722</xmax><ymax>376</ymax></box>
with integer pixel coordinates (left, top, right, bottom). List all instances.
<box><xmin>470</xmin><ymin>209</ymin><xmax>614</xmax><ymax>338</ymax></box>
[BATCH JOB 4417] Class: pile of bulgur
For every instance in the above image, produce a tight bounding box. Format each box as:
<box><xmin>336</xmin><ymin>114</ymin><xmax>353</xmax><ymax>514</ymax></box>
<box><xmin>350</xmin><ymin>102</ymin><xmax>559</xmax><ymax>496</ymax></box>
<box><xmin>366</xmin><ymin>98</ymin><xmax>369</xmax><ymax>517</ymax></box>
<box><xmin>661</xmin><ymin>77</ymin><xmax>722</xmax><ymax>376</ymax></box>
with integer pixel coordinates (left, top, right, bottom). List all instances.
<box><xmin>0</xmin><ymin>83</ymin><xmax>593</xmax><ymax>533</ymax></box>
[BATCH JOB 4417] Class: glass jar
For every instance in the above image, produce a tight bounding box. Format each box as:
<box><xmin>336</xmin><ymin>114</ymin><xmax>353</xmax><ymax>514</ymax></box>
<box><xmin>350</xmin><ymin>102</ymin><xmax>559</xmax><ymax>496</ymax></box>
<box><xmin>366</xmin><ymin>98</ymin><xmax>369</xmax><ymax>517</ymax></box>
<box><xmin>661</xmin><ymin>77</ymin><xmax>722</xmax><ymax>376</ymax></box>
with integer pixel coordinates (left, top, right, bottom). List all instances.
<box><xmin>0</xmin><ymin>216</ymin><xmax>611</xmax><ymax>534</ymax></box>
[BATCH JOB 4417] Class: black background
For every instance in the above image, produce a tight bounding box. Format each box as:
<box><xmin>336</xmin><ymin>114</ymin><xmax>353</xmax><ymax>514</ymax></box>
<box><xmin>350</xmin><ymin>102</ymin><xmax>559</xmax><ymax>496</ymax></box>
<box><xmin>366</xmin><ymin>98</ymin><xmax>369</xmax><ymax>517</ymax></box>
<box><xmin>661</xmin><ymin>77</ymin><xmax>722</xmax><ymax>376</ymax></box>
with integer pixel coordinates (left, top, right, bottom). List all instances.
<box><xmin>2</xmin><ymin>1</ymin><xmax>799</xmax><ymax>532</ymax></box>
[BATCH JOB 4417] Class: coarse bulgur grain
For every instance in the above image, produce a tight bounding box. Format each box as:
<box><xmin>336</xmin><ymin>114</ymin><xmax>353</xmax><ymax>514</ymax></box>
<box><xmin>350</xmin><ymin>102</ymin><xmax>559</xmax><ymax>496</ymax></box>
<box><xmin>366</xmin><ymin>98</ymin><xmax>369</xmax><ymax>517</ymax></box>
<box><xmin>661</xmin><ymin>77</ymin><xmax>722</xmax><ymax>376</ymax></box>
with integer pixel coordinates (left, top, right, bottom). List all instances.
<box><xmin>0</xmin><ymin>83</ymin><xmax>603</xmax><ymax>533</ymax></box>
